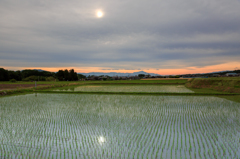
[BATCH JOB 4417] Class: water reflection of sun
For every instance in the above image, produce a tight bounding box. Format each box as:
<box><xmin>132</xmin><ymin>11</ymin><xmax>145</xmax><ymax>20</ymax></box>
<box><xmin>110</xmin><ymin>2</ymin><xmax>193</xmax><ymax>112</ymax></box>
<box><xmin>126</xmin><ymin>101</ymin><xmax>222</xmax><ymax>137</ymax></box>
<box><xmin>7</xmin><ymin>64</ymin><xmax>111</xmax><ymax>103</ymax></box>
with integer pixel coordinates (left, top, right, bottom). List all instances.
<box><xmin>98</xmin><ymin>136</ymin><xmax>106</xmax><ymax>144</ymax></box>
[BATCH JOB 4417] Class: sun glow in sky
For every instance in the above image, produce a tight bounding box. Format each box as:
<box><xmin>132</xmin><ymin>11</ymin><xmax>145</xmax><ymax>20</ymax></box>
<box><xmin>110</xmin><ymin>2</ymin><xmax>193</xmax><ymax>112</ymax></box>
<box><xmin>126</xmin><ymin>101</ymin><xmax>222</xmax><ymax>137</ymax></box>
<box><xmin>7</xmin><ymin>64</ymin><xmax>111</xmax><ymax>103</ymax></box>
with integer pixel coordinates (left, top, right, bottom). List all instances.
<box><xmin>4</xmin><ymin>61</ymin><xmax>240</xmax><ymax>75</ymax></box>
<box><xmin>96</xmin><ymin>11</ymin><xmax>103</xmax><ymax>18</ymax></box>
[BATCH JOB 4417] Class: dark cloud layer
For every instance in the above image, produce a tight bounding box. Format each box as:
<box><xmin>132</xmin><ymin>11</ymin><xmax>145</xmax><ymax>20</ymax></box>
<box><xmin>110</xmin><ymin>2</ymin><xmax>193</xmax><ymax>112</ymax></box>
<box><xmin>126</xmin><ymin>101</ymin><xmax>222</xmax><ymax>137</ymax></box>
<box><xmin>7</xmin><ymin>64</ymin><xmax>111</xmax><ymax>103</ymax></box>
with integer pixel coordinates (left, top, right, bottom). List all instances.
<box><xmin>0</xmin><ymin>0</ymin><xmax>240</xmax><ymax>70</ymax></box>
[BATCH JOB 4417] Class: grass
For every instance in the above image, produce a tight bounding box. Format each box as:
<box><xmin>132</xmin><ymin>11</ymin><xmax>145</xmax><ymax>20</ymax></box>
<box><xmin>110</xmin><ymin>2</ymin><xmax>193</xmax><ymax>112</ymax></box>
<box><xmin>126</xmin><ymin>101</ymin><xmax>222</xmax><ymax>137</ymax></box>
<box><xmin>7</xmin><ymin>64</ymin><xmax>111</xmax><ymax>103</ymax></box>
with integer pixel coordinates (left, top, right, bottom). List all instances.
<box><xmin>187</xmin><ymin>87</ymin><xmax>240</xmax><ymax>102</ymax></box>
<box><xmin>206</xmin><ymin>77</ymin><xmax>240</xmax><ymax>80</ymax></box>
<box><xmin>186</xmin><ymin>87</ymin><xmax>228</xmax><ymax>94</ymax></box>
<box><xmin>187</xmin><ymin>78</ymin><xmax>240</xmax><ymax>87</ymax></box>
<box><xmin>185</xmin><ymin>78</ymin><xmax>240</xmax><ymax>94</ymax></box>
<box><xmin>219</xmin><ymin>95</ymin><xmax>240</xmax><ymax>103</ymax></box>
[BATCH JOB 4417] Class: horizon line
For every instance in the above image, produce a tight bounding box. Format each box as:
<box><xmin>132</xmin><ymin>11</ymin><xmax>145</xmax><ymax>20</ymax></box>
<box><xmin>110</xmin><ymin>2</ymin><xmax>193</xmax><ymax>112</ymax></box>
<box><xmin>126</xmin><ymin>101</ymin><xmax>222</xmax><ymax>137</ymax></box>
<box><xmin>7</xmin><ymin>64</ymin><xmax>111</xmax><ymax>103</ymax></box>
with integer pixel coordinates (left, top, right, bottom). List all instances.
<box><xmin>1</xmin><ymin>67</ymin><xmax>237</xmax><ymax>76</ymax></box>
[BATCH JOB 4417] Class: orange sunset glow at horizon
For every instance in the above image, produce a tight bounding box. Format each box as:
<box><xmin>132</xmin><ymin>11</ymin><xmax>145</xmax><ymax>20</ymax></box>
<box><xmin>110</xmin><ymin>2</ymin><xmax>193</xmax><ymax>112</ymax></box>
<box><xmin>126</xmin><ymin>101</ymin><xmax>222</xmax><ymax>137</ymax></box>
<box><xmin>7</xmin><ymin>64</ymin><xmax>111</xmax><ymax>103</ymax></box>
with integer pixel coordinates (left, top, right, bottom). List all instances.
<box><xmin>3</xmin><ymin>62</ymin><xmax>240</xmax><ymax>75</ymax></box>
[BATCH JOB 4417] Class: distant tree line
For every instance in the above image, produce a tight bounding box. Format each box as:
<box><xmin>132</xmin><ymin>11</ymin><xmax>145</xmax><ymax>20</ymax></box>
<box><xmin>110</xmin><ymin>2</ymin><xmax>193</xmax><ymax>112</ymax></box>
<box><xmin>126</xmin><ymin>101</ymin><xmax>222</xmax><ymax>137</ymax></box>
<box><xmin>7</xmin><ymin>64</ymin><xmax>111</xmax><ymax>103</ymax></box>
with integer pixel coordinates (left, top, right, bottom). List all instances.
<box><xmin>2</xmin><ymin>67</ymin><xmax>239</xmax><ymax>82</ymax></box>
<box><xmin>0</xmin><ymin>68</ymin><xmax>83</xmax><ymax>81</ymax></box>
<box><xmin>55</xmin><ymin>69</ymin><xmax>78</xmax><ymax>81</ymax></box>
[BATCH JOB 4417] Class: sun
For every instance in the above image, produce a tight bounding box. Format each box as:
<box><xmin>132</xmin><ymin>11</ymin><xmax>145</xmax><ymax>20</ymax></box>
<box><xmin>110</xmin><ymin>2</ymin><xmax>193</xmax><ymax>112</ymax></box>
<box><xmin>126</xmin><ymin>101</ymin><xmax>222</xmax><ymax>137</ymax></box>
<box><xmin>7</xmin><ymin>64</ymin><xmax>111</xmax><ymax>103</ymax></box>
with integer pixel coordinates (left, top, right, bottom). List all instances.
<box><xmin>97</xmin><ymin>11</ymin><xmax>103</xmax><ymax>18</ymax></box>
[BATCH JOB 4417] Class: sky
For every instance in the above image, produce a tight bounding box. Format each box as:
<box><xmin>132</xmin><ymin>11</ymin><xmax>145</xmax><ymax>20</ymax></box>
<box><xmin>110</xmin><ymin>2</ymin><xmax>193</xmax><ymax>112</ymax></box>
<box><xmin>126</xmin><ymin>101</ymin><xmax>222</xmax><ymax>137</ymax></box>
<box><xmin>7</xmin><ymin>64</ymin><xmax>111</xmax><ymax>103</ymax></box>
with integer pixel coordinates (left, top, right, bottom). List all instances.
<box><xmin>0</xmin><ymin>0</ymin><xmax>240</xmax><ymax>75</ymax></box>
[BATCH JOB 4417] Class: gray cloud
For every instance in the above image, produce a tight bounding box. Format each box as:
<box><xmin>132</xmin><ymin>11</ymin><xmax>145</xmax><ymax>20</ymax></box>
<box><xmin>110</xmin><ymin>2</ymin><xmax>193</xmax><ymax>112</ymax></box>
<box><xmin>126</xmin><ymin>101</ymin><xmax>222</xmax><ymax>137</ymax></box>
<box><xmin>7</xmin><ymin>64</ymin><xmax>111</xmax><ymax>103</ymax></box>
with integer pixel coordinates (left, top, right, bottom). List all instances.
<box><xmin>1</xmin><ymin>0</ymin><xmax>240</xmax><ymax>71</ymax></box>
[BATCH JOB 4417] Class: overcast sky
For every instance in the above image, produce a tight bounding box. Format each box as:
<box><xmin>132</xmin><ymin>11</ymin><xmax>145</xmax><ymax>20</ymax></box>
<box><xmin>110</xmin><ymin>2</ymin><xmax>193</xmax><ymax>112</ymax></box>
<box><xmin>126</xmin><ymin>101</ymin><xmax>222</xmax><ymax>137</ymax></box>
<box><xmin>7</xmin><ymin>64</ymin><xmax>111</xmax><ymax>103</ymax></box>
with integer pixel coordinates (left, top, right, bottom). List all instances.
<box><xmin>1</xmin><ymin>0</ymin><xmax>240</xmax><ymax>74</ymax></box>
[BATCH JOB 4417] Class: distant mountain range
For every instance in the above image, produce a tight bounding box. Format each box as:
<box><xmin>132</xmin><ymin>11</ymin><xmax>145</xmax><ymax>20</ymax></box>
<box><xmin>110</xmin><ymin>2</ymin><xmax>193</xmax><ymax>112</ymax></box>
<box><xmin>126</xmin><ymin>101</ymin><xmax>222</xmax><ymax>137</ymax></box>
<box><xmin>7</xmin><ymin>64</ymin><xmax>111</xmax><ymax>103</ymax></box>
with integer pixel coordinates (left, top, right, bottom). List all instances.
<box><xmin>208</xmin><ymin>70</ymin><xmax>231</xmax><ymax>74</ymax></box>
<box><xmin>22</xmin><ymin>69</ymin><xmax>237</xmax><ymax>76</ymax></box>
<box><xmin>79</xmin><ymin>71</ymin><xmax>161</xmax><ymax>77</ymax></box>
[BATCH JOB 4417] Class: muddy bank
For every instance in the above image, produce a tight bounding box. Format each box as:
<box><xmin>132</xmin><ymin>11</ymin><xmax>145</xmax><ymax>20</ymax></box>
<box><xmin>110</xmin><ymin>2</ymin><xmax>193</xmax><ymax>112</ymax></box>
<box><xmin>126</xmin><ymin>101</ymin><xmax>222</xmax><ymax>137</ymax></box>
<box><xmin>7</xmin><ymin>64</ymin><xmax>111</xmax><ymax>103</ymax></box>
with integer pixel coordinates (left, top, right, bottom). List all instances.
<box><xmin>0</xmin><ymin>84</ymin><xmax>50</xmax><ymax>90</ymax></box>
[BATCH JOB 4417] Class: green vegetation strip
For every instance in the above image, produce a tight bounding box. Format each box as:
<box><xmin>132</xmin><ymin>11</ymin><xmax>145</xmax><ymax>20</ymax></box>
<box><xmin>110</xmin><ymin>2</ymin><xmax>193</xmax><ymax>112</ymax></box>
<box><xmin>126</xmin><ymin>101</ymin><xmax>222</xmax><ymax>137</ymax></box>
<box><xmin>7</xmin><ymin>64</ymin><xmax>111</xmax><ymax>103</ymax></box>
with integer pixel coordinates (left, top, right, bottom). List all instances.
<box><xmin>36</xmin><ymin>90</ymin><xmax>239</xmax><ymax>96</ymax></box>
<box><xmin>81</xmin><ymin>83</ymin><xmax>184</xmax><ymax>85</ymax></box>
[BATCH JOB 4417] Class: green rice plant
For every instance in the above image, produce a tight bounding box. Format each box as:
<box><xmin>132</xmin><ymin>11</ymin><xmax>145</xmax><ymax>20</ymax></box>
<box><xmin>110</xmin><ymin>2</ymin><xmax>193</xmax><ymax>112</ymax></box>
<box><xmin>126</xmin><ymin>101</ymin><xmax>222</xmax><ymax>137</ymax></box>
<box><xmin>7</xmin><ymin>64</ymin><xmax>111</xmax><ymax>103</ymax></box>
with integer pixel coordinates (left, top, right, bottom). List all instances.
<box><xmin>0</xmin><ymin>94</ymin><xmax>239</xmax><ymax>158</ymax></box>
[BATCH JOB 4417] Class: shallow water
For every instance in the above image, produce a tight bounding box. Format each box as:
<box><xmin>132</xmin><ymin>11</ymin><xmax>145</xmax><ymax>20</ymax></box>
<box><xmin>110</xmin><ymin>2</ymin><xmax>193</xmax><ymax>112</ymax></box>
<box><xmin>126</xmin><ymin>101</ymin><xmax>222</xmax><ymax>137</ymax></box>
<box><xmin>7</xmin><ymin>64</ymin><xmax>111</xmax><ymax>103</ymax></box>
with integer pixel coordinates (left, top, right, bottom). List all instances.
<box><xmin>53</xmin><ymin>85</ymin><xmax>194</xmax><ymax>93</ymax></box>
<box><xmin>0</xmin><ymin>93</ymin><xmax>239</xmax><ymax>158</ymax></box>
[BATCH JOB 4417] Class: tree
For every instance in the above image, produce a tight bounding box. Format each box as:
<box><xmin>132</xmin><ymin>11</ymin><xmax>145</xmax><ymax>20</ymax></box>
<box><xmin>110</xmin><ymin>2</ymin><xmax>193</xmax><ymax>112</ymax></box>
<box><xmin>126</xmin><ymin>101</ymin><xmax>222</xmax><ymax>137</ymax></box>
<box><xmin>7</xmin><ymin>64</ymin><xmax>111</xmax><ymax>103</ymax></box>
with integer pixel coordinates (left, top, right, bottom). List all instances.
<box><xmin>46</xmin><ymin>77</ymin><xmax>55</xmax><ymax>81</ymax></box>
<box><xmin>21</xmin><ymin>69</ymin><xmax>54</xmax><ymax>79</ymax></box>
<box><xmin>69</xmin><ymin>69</ymin><xmax>78</xmax><ymax>81</ymax></box>
<box><xmin>8</xmin><ymin>71</ymin><xmax>22</xmax><ymax>81</ymax></box>
<box><xmin>233</xmin><ymin>69</ymin><xmax>240</xmax><ymax>73</ymax></box>
<box><xmin>15</xmin><ymin>70</ymin><xmax>22</xmax><ymax>81</ymax></box>
<box><xmin>22</xmin><ymin>76</ymin><xmax>38</xmax><ymax>81</ymax></box>
<box><xmin>78</xmin><ymin>74</ymin><xmax>86</xmax><ymax>80</ymax></box>
<box><xmin>21</xmin><ymin>69</ymin><xmax>39</xmax><ymax>78</ymax></box>
<box><xmin>146</xmin><ymin>74</ymin><xmax>151</xmax><ymax>78</ymax></box>
<box><xmin>0</xmin><ymin>68</ymin><xmax>9</xmax><ymax>81</ymax></box>
<box><xmin>138</xmin><ymin>74</ymin><xmax>145</xmax><ymax>78</ymax></box>
<box><xmin>56</xmin><ymin>70</ymin><xmax>64</xmax><ymax>81</ymax></box>
<box><xmin>64</xmin><ymin>69</ymin><xmax>69</xmax><ymax>81</ymax></box>
<box><xmin>0</xmin><ymin>68</ymin><xmax>56</xmax><ymax>81</ymax></box>
<box><xmin>8</xmin><ymin>71</ymin><xmax>18</xmax><ymax>81</ymax></box>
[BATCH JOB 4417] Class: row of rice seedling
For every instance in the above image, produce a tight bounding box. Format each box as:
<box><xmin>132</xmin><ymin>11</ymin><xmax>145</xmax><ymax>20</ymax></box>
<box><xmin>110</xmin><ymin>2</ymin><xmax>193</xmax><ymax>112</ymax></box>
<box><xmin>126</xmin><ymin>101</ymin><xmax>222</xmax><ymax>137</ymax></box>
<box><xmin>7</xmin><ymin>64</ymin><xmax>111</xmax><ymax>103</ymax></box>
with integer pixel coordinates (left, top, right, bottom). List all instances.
<box><xmin>0</xmin><ymin>93</ymin><xmax>239</xmax><ymax>158</ymax></box>
<box><xmin>53</xmin><ymin>85</ymin><xmax>194</xmax><ymax>93</ymax></box>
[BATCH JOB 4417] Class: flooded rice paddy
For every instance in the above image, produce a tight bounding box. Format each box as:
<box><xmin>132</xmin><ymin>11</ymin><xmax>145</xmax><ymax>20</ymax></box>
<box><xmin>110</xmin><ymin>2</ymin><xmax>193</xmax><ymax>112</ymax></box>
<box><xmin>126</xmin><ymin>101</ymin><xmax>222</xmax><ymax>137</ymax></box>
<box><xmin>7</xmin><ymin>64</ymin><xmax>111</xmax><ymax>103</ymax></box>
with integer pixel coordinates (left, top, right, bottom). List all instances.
<box><xmin>53</xmin><ymin>85</ymin><xmax>194</xmax><ymax>93</ymax></box>
<box><xmin>0</xmin><ymin>93</ymin><xmax>239</xmax><ymax>158</ymax></box>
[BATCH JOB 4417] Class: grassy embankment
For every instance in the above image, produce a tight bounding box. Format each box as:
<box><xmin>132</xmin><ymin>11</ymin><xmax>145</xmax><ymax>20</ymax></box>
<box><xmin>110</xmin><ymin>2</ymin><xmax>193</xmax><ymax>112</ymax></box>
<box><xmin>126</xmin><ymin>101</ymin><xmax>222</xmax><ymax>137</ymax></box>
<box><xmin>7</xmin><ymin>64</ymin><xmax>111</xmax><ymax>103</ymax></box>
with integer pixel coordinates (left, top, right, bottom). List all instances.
<box><xmin>185</xmin><ymin>77</ymin><xmax>240</xmax><ymax>93</ymax></box>
<box><xmin>185</xmin><ymin>77</ymin><xmax>240</xmax><ymax>103</ymax></box>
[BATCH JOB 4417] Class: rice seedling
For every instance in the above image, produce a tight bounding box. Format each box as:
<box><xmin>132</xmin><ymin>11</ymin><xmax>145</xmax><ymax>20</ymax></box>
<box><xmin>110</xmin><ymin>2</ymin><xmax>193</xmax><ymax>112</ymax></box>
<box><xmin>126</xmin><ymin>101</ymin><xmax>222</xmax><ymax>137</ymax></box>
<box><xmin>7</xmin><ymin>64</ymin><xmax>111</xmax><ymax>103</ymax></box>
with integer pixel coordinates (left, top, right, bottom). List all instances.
<box><xmin>0</xmin><ymin>93</ymin><xmax>239</xmax><ymax>158</ymax></box>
